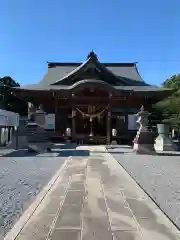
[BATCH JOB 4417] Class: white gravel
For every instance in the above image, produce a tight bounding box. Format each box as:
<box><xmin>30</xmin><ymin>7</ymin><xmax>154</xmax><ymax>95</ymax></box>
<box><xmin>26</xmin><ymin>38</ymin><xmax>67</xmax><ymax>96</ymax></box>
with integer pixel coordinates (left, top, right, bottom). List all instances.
<box><xmin>0</xmin><ymin>151</ymin><xmax>66</xmax><ymax>237</ymax></box>
<box><xmin>111</xmin><ymin>148</ymin><xmax>180</xmax><ymax>229</ymax></box>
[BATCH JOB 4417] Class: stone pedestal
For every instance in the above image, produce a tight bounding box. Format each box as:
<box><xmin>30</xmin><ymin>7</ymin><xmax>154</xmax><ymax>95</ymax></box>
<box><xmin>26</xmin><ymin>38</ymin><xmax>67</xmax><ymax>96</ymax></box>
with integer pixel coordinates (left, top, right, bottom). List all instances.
<box><xmin>154</xmin><ymin>124</ymin><xmax>179</xmax><ymax>151</ymax></box>
<box><xmin>26</xmin><ymin>122</ymin><xmax>52</xmax><ymax>153</ymax></box>
<box><xmin>133</xmin><ymin>129</ymin><xmax>156</xmax><ymax>154</ymax></box>
<box><xmin>133</xmin><ymin>106</ymin><xmax>156</xmax><ymax>155</ymax></box>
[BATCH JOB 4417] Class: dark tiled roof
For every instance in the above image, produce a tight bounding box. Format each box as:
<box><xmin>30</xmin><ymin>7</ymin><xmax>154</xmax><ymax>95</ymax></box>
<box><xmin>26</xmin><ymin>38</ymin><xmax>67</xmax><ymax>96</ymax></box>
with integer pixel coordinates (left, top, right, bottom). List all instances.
<box><xmin>39</xmin><ymin>64</ymin><xmax>144</xmax><ymax>86</ymax></box>
<box><xmin>39</xmin><ymin>52</ymin><xmax>144</xmax><ymax>86</ymax></box>
<box><xmin>13</xmin><ymin>52</ymin><xmax>171</xmax><ymax>95</ymax></box>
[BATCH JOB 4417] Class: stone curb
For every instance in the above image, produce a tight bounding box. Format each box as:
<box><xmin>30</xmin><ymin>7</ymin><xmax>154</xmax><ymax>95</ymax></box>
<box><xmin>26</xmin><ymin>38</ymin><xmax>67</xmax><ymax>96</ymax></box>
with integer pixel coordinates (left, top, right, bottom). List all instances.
<box><xmin>4</xmin><ymin>156</ymin><xmax>70</xmax><ymax>240</ymax></box>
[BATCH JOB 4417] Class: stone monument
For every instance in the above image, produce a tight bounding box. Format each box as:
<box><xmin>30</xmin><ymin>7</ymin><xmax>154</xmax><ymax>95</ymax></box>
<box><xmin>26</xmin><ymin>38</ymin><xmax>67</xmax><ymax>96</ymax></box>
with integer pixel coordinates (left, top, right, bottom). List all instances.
<box><xmin>154</xmin><ymin>124</ymin><xmax>179</xmax><ymax>151</ymax></box>
<box><xmin>33</xmin><ymin>104</ymin><xmax>46</xmax><ymax>127</ymax></box>
<box><xmin>26</xmin><ymin>106</ymin><xmax>52</xmax><ymax>153</ymax></box>
<box><xmin>133</xmin><ymin>106</ymin><xmax>156</xmax><ymax>154</ymax></box>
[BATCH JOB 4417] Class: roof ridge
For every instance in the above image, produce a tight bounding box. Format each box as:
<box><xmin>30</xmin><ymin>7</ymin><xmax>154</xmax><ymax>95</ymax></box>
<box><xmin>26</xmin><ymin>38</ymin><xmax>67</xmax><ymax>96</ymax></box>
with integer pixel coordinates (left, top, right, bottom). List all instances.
<box><xmin>48</xmin><ymin>62</ymin><xmax>136</xmax><ymax>68</ymax></box>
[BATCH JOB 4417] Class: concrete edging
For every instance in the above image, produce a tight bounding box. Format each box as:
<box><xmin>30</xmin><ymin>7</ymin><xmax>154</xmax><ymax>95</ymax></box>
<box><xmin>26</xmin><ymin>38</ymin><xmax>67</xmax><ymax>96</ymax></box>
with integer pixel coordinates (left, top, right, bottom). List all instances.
<box><xmin>4</xmin><ymin>156</ymin><xmax>70</xmax><ymax>240</ymax></box>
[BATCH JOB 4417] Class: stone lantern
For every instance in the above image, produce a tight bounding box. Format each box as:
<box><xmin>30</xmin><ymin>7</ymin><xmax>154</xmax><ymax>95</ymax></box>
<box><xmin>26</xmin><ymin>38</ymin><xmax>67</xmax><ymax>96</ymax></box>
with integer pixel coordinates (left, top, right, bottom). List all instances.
<box><xmin>34</xmin><ymin>104</ymin><xmax>46</xmax><ymax>127</ymax></box>
<box><xmin>133</xmin><ymin>106</ymin><xmax>156</xmax><ymax>154</ymax></box>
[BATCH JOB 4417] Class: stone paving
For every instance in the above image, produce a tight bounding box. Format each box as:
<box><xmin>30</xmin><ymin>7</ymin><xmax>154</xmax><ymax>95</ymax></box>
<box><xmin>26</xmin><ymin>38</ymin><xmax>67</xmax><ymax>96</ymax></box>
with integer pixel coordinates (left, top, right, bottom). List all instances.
<box><xmin>109</xmin><ymin>145</ymin><xmax>180</xmax><ymax>230</ymax></box>
<box><xmin>5</xmin><ymin>145</ymin><xmax>180</xmax><ymax>240</ymax></box>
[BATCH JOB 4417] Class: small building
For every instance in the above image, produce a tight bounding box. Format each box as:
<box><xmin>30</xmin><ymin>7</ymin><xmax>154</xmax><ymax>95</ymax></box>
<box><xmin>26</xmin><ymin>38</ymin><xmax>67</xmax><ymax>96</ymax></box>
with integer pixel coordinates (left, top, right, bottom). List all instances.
<box><xmin>0</xmin><ymin>109</ymin><xmax>19</xmax><ymax>146</ymax></box>
<box><xmin>12</xmin><ymin>51</ymin><xmax>170</xmax><ymax>144</ymax></box>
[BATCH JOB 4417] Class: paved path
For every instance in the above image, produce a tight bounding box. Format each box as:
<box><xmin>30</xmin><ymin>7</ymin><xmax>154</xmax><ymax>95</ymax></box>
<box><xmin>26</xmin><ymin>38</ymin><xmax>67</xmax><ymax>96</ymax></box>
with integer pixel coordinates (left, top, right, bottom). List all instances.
<box><xmin>5</xmin><ymin>146</ymin><xmax>180</xmax><ymax>240</ymax></box>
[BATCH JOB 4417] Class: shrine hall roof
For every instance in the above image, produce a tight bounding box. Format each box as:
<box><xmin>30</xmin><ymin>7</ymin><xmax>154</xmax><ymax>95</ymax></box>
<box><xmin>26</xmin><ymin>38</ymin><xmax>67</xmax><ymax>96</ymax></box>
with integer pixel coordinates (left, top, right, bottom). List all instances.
<box><xmin>38</xmin><ymin>61</ymin><xmax>144</xmax><ymax>87</ymax></box>
<box><xmin>13</xmin><ymin>51</ymin><xmax>171</xmax><ymax>94</ymax></box>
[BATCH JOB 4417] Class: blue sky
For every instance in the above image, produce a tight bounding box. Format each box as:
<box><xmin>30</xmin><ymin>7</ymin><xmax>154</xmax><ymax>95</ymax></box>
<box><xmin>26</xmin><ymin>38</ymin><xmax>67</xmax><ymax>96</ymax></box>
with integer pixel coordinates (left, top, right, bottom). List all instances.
<box><xmin>0</xmin><ymin>0</ymin><xmax>179</xmax><ymax>86</ymax></box>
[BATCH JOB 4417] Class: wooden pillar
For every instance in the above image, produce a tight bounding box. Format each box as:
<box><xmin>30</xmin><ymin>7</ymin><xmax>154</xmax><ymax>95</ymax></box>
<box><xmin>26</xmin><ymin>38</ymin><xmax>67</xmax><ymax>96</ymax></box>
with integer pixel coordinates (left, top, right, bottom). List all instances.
<box><xmin>52</xmin><ymin>92</ymin><xmax>58</xmax><ymax>133</ymax></box>
<box><xmin>106</xmin><ymin>105</ymin><xmax>111</xmax><ymax>144</ymax></box>
<box><xmin>54</xmin><ymin>97</ymin><xmax>58</xmax><ymax>132</ymax></box>
<box><xmin>72</xmin><ymin>107</ymin><xmax>76</xmax><ymax>142</ymax></box>
<box><xmin>107</xmin><ymin>95</ymin><xmax>112</xmax><ymax>144</ymax></box>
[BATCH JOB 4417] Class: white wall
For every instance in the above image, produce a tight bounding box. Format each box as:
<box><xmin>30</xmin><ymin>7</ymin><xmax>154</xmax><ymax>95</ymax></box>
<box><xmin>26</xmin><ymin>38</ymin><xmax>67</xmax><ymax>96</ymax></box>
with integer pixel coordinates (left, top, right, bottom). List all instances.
<box><xmin>0</xmin><ymin>109</ymin><xmax>19</xmax><ymax>127</ymax></box>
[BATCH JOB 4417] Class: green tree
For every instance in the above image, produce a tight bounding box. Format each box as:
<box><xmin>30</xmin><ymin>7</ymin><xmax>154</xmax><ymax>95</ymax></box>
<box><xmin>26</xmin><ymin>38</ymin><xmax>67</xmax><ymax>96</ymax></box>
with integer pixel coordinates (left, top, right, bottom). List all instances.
<box><xmin>154</xmin><ymin>74</ymin><xmax>180</xmax><ymax>129</ymax></box>
<box><xmin>0</xmin><ymin>76</ymin><xmax>27</xmax><ymax>115</ymax></box>
<box><xmin>163</xmin><ymin>74</ymin><xmax>180</xmax><ymax>90</ymax></box>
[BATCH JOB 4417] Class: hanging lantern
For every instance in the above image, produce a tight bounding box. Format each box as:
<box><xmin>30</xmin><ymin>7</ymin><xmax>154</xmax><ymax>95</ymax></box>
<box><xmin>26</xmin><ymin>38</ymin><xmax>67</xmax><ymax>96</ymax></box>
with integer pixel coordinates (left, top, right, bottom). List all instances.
<box><xmin>66</xmin><ymin>127</ymin><xmax>71</xmax><ymax>137</ymax></box>
<box><xmin>112</xmin><ymin>128</ymin><xmax>117</xmax><ymax>137</ymax></box>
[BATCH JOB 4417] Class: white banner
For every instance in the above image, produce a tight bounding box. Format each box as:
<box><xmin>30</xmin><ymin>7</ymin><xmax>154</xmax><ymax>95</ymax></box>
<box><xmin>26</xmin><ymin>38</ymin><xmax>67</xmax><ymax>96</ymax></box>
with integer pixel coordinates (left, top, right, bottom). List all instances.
<box><xmin>128</xmin><ymin>114</ymin><xmax>138</xmax><ymax>130</ymax></box>
<box><xmin>45</xmin><ymin>114</ymin><xmax>55</xmax><ymax>129</ymax></box>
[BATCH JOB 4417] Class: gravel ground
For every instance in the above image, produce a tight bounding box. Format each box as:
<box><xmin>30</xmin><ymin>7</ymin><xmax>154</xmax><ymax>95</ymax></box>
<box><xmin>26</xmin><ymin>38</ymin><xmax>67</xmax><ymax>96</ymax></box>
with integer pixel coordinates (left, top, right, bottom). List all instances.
<box><xmin>111</xmin><ymin>147</ymin><xmax>180</xmax><ymax>229</ymax></box>
<box><xmin>0</xmin><ymin>151</ymin><xmax>66</xmax><ymax>237</ymax></box>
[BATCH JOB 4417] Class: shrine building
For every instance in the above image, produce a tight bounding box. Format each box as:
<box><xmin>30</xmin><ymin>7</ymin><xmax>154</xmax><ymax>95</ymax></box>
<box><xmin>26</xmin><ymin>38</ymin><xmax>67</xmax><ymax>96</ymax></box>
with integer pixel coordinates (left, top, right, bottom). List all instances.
<box><xmin>12</xmin><ymin>51</ymin><xmax>170</xmax><ymax>144</ymax></box>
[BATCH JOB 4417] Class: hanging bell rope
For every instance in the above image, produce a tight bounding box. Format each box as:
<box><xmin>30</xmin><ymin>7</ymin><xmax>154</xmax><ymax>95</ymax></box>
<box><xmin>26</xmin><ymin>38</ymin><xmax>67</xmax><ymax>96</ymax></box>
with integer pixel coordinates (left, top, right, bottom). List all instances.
<box><xmin>76</xmin><ymin>105</ymin><xmax>109</xmax><ymax>118</ymax></box>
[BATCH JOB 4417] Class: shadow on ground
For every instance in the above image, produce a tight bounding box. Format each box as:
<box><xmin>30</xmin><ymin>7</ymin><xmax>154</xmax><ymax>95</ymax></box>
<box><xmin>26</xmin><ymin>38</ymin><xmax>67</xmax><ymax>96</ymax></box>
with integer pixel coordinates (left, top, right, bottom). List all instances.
<box><xmin>106</xmin><ymin>146</ymin><xmax>180</xmax><ymax>156</ymax></box>
<box><xmin>157</xmin><ymin>152</ymin><xmax>180</xmax><ymax>156</ymax></box>
<box><xmin>0</xmin><ymin>143</ymin><xmax>89</xmax><ymax>157</ymax></box>
<box><xmin>57</xmin><ymin>149</ymin><xmax>89</xmax><ymax>157</ymax></box>
<box><xmin>1</xmin><ymin>149</ymin><xmax>90</xmax><ymax>158</ymax></box>
<box><xmin>52</xmin><ymin>143</ymin><xmax>77</xmax><ymax>150</ymax></box>
<box><xmin>106</xmin><ymin>145</ymin><xmax>133</xmax><ymax>149</ymax></box>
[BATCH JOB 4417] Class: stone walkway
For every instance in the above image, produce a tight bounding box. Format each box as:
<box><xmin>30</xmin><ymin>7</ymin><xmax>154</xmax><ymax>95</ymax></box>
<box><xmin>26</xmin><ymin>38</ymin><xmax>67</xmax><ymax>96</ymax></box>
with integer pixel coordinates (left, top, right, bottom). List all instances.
<box><xmin>5</xmin><ymin>146</ymin><xmax>180</xmax><ymax>240</ymax></box>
